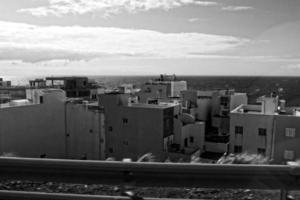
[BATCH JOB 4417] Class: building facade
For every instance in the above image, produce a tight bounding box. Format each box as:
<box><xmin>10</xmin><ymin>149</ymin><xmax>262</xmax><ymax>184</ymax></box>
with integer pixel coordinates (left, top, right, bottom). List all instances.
<box><xmin>0</xmin><ymin>89</ymin><xmax>104</xmax><ymax>160</ymax></box>
<box><xmin>229</xmin><ymin>96</ymin><xmax>300</xmax><ymax>163</ymax></box>
<box><xmin>99</xmin><ymin>93</ymin><xmax>176</xmax><ymax>161</ymax></box>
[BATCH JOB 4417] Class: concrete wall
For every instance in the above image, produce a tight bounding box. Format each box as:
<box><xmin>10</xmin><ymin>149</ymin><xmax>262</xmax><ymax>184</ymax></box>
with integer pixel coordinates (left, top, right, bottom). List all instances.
<box><xmin>181</xmin><ymin>90</ymin><xmax>212</xmax><ymax>121</ymax></box>
<box><xmin>273</xmin><ymin>115</ymin><xmax>300</xmax><ymax>164</ymax></box>
<box><xmin>229</xmin><ymin>112</ymin><xmax>274</xmax><ymax>157</ymax></box>
<box><xmin>0</xmin><ymin>90</ymin><xmax>66</xmax><ymax>158</ymax></box>
<box><xmin>205</xmin><ymin>142</ymin><xmax>228</xmax><ymax>153</ymax></box>
<box><xmin>196</xmin><ymin>98</ymin><xmax>212</xmax><ymax>121</ymax></box>
<box><xmin>230</xmin><ymin>94</ymin><xmax>248</xmax><ymax>111</ymax></box>
<box><xmin>66</xmin><ymin>103</ymin><xmax>103</xmax><ymax>160</ymax></box>
<box><xmin>181</xmin><ymin>122</ymin><xmax>205</xmax><ymax>151</ymax></box>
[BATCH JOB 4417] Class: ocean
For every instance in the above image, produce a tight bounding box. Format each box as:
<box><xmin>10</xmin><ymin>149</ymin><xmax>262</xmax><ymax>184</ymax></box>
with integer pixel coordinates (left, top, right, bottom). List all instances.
<box><xmin>90</xmin><ymin>75</ymin><xmax>300</xmax><ymax>106</ymax></box>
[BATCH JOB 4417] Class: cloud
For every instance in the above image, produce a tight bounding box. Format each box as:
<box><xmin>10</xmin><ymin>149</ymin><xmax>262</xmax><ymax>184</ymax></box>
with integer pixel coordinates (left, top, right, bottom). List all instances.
<box><xmin>188</xmin><ymin>17</ymin><xmax>199</xmax><ymax>22</ymax></box>
<box><xmin>0</xmin><ymin>21</ymin><xmax>248</xmax><ymax>62</ymax></box>
<box><xmin>221</xmin><ymin>6</ymin><xmax>253</xmax><ymax>11</ymax></box>
<box><xmin>284</xmin><ymin>63</ymin><xmax>300</xmax><ymax>70</ymax></box>
<box><xmin>17</xmin><ymin>0</ymin><xmax>220</xmax><ymax>17</ymax></box>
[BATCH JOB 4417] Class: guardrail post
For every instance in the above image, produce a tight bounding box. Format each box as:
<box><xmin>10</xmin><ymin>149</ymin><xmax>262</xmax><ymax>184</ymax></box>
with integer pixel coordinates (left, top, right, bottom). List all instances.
<box><xmin>280</xmin><ymin>189</ymin><xmax>288</xmax><ymax>200</ymax></box>
<box><xmin>280</xmin><ymin>190</ymin><xmax>295</xmax><ymax>200</ymax></box>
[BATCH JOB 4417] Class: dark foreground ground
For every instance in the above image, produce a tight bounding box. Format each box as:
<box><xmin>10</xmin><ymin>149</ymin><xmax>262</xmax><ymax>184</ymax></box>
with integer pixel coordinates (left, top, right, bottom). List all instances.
<box><xmin>1</xmin><ymin>180</ymin><xmax>300</xmax><ymax>199</ymax></box>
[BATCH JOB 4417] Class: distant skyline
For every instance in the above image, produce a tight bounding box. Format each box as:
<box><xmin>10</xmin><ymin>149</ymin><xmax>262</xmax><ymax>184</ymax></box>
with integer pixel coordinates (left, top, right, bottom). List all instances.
<box><xmin>0</xmin><ymin>0</ymin><xmax>300</xmax><ymax>79</ymax></box>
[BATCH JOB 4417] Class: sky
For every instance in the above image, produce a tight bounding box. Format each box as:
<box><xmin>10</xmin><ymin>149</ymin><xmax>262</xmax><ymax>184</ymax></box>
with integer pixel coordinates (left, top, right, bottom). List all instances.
<box><xmin>0</xmin><ymin>0</ymin><xmax>300</xmax><ymax>80</ymax></box>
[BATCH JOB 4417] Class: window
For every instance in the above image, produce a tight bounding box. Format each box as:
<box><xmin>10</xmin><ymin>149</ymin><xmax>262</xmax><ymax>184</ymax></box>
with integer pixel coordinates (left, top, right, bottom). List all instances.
<box><xmin>184</xmin><ymin>138</ymin><xmax>188</xmax><ymax>147</ymax></box>
<box><xmin>234</xmin><ymin>145</ymin><xmax>242</xmax><ymax>153</ymax></box>
<box><xmin>258</xmin><ymin>128</ymin><xmax>267</xmax><ymax>136</ymax></box>
<box><xmin>123</xmin><ymin>141</ymin><xmax>129</xmax><ymax>145</ymax></box>
<box><xmin>145</xmin><ymin>87</ymin><xmax>151</xmax><ymax>93</ymax></box>
<box><xmin>221</xmin><ymin>110</ymin><xmax>229</xmax><ymax>117</ymax></box>
<box><xmin>257</xmin><ymin>148</ymin><xmax>266</xmax><ymax>155</ymax></box>
<box><xmin>122</xmin><ymin>118</ymin><xmax>128</xmax><ymax>124</ymax></box>
<box><xmin>220</xmin><ymin>96</ymin><xmax>229</xmax><ymax>107</ymax></box>
<box><xmin>190</xmin><ymin>136</ymin><xmax>194</xmax><ymax>143</ymax></box>
<box><xmin>109</xmin><ymin>148</ymin><xmax>113</xmax><ymax>153</ymax></box>
<box><xmin>285</xmin><ymin>128</ymin><xmax>296</xmax><ymax>138</ymax></box>
<box><xmin>39</xmin><ymin>96</ymin><xmax>44</xmax><ymax>104</ymax></box>
<box><xmin>284</xmin><ymin>150</ymin><xmax>294</xmax><ymax>160</ymax></box>
<box><xmin>89</xmin><ymin>129</ymin><xmax>93</xmax><ymax>133</ymax></box>
<box><xmin>108</xmin><ymin>126</ymin><xmax>113</xmax><ymax>132</ymax></box>
<box><xmin>235</xmin><ymin>126</ymin><xmax>243</xmax><ymax>135</ymax></box>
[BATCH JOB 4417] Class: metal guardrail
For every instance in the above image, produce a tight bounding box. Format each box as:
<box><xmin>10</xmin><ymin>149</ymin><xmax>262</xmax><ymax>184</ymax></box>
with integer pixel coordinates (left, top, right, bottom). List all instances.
<box><xmin>0</xmin><ymin>190</ymin><xmax>181</xmax><ymax>200</ymax></box>
<box><xmin>0</xmin><ymin>157</ymin><xmax>300</xmax><ymax>199</ymax></box>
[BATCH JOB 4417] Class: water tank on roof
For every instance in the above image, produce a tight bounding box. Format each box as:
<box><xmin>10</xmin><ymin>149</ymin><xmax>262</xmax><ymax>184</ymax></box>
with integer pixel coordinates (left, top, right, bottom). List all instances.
<box><xmin>278</xmin><ymin>99</ymin><xmax>286</xmax><ymax>113</ymax></box>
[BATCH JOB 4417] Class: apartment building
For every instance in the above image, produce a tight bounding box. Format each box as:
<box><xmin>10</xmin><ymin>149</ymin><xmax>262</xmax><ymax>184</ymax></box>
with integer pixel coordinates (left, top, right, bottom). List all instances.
<box><xmin>211</xmin><ymin>90</ymin><xmax>248</xmax><ymax>135</ymax></box>
<box><xmin>230</xmin><ymin>103</ymin><xmax>274</xmax><ymax>157</ymax></box>
<box><xmin>0</xmin><ymin>89</ymin><xmax>67</xmax><ymax>158</ymax></box>
<box><xmin>137</xmin><ymin>74</ymin><xmax>187</xmax><ymax>103</ymax></box>
<box><xmin>180</xmin><ymin>89</ymin><xmax>247</xmax><ymax>158</ymax></box>
<box><xmin>99</xmin><ymin>92</ymin><xmax>177</xmax><ymax>161</ymax></box>
<box><xmin>181</xmin><ymin>90</ymin><xmax>213</xmax><ymax>121</ymax></box>
<box><xmin>0</xmin><ymin>88</ymin><xmax>104</xmax><ymax>160</ymax></box>
<box><xmin>230</xmin><ymin>95</ymin><xmax>300</xmax><ymax>163</ymax></box>
<box><xmin>0</xmin><ymin>78</ymin><xmax>11</xmax><ymax>88</ymax></box>
<box><xmin>272</xmin><ymin>110</ymin><xmax>300</xmax><ymax>164</ymax></box>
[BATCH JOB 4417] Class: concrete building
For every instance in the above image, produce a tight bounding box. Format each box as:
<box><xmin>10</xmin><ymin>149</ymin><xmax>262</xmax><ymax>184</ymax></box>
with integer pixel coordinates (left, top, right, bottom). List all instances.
<box><xmin>90</xmin><ymin>87</ymin><xmax>105</xmax><ymax>100</ymax></box>
<box><xmin>272</xmin><ymin>110</ymin><xmax>300</xmax><ymax>164</ymax></box>
<box><xmin>0</xmin><ymin>88</ymin><xmax>105</xmax><ymax>160</ymax></box>
<box><xmin>46</xmin><ymin>76</ymin><xmax>90</xmax><ymax>98</ymax></box>
<box><xmin>230</xmin><ymin>103</ymin><xmax>274</xmax><ymax>157</ymax></box>
<box><xmin>181</xmin><ymin>89</ymin><xmax>247</xmax><ymax>134</ymax></box>
<box><xmin>173</xmin><ymin>120</ymin><xmax>206</xmax><ymax>156</ymax></box>
<box><xmin>0</xmin><ymin>78</ymin><xmax>11</xmax><ymax>88</ymax></box>
<box><xmin>180</xmin><ymin>89</ymin><xmax>247</xmax><ymax>159</ymax></box>
<box><xmin>29</xmin><ymin>79</ymin><xmax>47</xmax><ymax>88</ymax></box>
<box><xmin>230</xmin><ymin>95</ymin><xmax>300</xmax><ymax>163</ymax></box>
<box><xmin>211</xmin><ymin>90</ymin><xmax>248</xmax><ymax>135</ymax></box>
<box><xmin>99</xmin><ymin>93</ymin><xmax>177</xmax><ymax>161</ymax></box>
<box><xmin>181</xmin><ymin>90</ymin><xmax>214</xmax><ymax>121</ymax></box>
<box><xmin>0</xmin><ymin>89</ymin><xmax>67</xmax><ymax>158</ymax></box>
<box><xmin>118</xmin><ymin>84</ymin><xmax>134</xmax><ymax>94</ymax></box>
<box><xmin>0</xmin><ymin>78</ymin><xmax>25</xmax><ymax>102</ymax></box>
<box><xmin>137</xmin><ymin>75</ymin><xmax>187</xmax><ymax>103</ymax></box>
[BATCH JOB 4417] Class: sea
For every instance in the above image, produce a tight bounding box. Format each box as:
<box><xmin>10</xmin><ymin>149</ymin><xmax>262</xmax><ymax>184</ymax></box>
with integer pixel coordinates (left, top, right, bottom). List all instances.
<box><xmin>89</xmin><ymin>76</ymin><xmax>300</xmax><ymax>106</ymax></box>
<box><xmin>6</xmin><ymin>75</ymin><xmax>300</xmax><ymax>106</ymax></box>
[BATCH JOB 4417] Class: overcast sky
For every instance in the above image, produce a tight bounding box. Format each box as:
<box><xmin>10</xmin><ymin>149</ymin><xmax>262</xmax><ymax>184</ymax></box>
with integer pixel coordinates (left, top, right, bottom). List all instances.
<box><xmin>0</xmin><ymin>0</ymin><xmax>300</xmax><ymax>79</ymax></box>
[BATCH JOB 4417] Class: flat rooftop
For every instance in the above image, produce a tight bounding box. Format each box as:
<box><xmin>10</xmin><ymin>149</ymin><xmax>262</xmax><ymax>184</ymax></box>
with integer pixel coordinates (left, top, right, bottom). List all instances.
<box><xmin>129</xmin><ymin>103</ymin><xmax>174</xmax><ymax>109</ymax></box>
<box><xmin>46</xmin><ymin>76</ymin><xmax>88</xmax><ymax>80</ymax></box>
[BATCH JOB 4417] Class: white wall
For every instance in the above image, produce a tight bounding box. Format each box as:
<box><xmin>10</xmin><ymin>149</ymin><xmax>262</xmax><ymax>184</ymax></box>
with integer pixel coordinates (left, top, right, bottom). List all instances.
<box><xmin>181</xmin><ymin>122</ymin><xmax>205</xmax><ymax>151</ymax></box>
